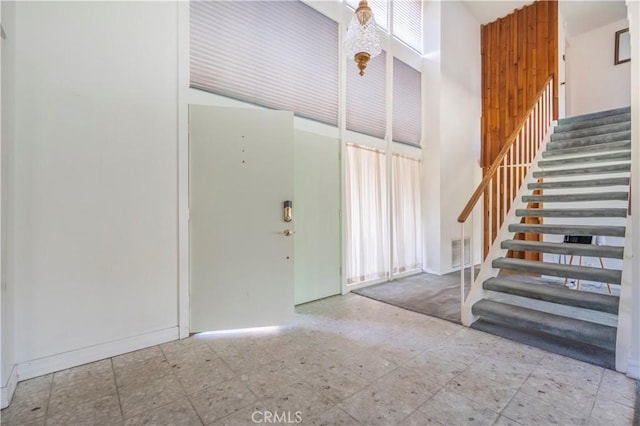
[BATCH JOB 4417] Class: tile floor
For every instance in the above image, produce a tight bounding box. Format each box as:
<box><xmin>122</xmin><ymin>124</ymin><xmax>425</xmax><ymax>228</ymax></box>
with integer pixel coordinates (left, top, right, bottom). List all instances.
<box><xmin>1</xmin><ymin>294</ymin><xmax>637</xmax><ymax>425</ymax></box>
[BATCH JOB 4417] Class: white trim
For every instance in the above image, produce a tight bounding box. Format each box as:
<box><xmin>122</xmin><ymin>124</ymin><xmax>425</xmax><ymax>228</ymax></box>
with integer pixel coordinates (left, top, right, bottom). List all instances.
<box><xmin>627</xmin><ymin>358</ymin><xmax>640</xmax><ymax>380</ymax></box>
<box><xmin>1</xmin><ymin>364</ymin><xmax>18</xmax><ymax>409</ymax></box>
<box><xmin>177</xmin><ymin>0</ymin><xmax>190</xmax><ymax>339</ymax></box>
<box><xmin>16</xmin><ymin>327</ymin><xmax>178</xmax><ymax>382</ymax></box>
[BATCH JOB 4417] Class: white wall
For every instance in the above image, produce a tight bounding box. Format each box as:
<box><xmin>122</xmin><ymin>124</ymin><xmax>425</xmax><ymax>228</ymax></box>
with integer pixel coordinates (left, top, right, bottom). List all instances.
<box><xmin>421</xmin><ymin>0</ymin><xmax>443</xmax><ymax>273</ymax></box>
<box><xmin>11</xmin><ymin>1</ymin><xmax>179</xmax><ymax>377</ymax></box>
<box><xmin>558</xmin><ymin>11</ymin><xmax>567</xmax><ymax>119</ymax></box>
<box><xmin>624</xmin><ymin>0</ymin><xmax>640</xmax><ymax>379</ymax></box>
<box><xmin>1</xmin><ymin>0</ymin><xmax>17</xmax><ymax>407</ymax></box>
<box><xmin>422</xmin><ymin>1</ymin><xmax>482</xmax><ymax>274</ymax></box>
<box><xmin>566</xmin><ymin>18</ymin><xmax>631</xmax><ymax>116</ymax></box>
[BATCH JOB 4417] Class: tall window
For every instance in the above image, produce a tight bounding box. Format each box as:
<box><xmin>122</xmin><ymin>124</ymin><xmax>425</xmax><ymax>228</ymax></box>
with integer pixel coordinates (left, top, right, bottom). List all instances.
<box><xmin>391</xmin><ymin>154</ymin><xmax>422</xmax><ymax>273</ymax></box>
<box><xmin>393</xmin><ymin>58</ymin><xmax>422</xmax><ymax>146</ymax></box>
<box><xmin>345</xmin><ymin>145</ymin><xmax>423</xmax><ymax>285</ymax></box>
<box><xmin>190</xmin><ymin>1</ymin><xmax>339</xmax><ymax>125</ymax></box>
<box><xmin>392</xmin><ymin>0</ymin><xmax>423</xmax><ymax>52</ymax></box>
<box><xmin>345</xmin><ymin>144</ymin><xmax>389</xmax><ymax>284</ymax></box>
<box><xmin>346</xmin><ymin>50</ymin><xmax>387</xmax><ymax>138</ymax></box>
<box><xmin>346</xmin><ymin>0</ymin><xmax>389</xmax><ymax>30</ymax></box>
<box><xmin>347</xmin><ymin>0</ymin><xmax>422</xmax><ymax>52</ymax></box>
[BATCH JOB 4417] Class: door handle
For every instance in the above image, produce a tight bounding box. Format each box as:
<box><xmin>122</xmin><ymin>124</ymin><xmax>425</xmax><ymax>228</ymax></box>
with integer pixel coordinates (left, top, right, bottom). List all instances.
<box><xmin>283</xmin><ymin>200</ymin><xmax>293</xmax><ymax>222</ymax></box>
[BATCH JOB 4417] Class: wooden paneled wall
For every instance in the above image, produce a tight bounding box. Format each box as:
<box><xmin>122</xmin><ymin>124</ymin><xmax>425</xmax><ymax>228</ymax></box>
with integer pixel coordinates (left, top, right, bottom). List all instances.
<box><xmin>481</xmin><ymin>0</ymin><xmax>558</xmax><ymax>168</ymax></box>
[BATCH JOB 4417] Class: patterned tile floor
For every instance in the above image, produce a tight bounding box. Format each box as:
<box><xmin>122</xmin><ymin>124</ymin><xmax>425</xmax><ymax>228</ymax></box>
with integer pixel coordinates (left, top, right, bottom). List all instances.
<box><xmin>1</xmin><ymin>294</ymin><xmax>637</xmax><ymax>425</ymax></box>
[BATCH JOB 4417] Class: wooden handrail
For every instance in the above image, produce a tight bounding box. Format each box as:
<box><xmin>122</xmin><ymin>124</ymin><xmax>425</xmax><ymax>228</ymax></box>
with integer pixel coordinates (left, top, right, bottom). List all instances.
<box><xmin>457</xmin><ymin>75</ymin><xmax>553</xmax><ymax>223</ymax></box>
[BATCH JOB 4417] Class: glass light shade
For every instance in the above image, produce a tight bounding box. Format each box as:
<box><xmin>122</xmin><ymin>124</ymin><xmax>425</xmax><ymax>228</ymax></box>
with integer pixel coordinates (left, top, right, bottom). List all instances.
<box><xmin>344</xmin><ymin>1</ymin><xmax>382</xmax><ymax>76</ymax></box>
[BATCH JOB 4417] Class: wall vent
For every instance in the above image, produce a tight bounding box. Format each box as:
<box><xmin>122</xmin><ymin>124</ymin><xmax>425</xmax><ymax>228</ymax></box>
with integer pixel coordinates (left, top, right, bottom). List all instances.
<box><xmin>451</xmin><ymin>238</ymin><xmax>471</xmax><ymax>268</ymax></box>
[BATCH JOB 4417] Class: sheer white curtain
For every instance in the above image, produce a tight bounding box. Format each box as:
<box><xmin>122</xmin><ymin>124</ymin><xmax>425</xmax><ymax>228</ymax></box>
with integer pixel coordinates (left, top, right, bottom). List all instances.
<box><xmin>345</xmin><ymin>144</ymin><xmax>389</xmax><ymax>284</ymax></box>
<box><xmin>391</xmin><ymin>154</ymin><xmax>423</xmax><ymax>274</ymax></box>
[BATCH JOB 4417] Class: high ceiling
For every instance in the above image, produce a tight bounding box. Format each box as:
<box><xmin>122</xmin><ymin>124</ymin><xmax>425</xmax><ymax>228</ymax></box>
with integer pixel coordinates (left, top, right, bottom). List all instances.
<box><xmin>461</xmin><ymin>0</ymin><xmax>628</xmax><ymax>38</ymax></box>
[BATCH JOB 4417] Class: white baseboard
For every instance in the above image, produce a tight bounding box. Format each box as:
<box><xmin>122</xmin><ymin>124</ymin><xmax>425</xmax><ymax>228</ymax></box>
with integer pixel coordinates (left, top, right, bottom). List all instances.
<box><xmin>1</xmin><ymin>364</ymin><xmax>18</xmax><ymax>409</ymax></box>
<box><xmin>626</xmin><ymin>358</ymin><xmax>640</xmax><ymax>380</ymax></box>
<box><xmin>16</xmin><ymin>327</ymin><xmax>179</xmax><ymax>382</ymax></box>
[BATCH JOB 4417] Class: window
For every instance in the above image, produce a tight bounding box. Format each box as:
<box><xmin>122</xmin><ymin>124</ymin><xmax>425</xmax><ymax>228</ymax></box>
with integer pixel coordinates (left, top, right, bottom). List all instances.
<box><xmin>190</xmin><ymin>1</ymin><xmax>339</xmax><ymax>125</ymax></box>
<box><xmin>346</xmin><ymin>0</ymin><xmax>389</xmax><ymax>30</ymax></box>
<box><xmin>345</xmin><ymin>146</ymin><xmax>423</xmax><ymax>285</ymax></box>
<box><xmin>345</xmin><ymin>144</ymin><xmax>389</xmax><ymax>284</ymax></box>
<box><xmin>391</xmin><ymin>154</ymin><xmax>422</xmax><ymax>273</ymax></box>
<box><xmin>346</xmin><ymin>50</ymin><xmax>387</xmax><ymax>139</ymax></box>
<box><xmin>392</xmin><ymin>0</ymin><xmax>422</xmax><ymax>52</ymax></box>
<box><xmin>393</xmin><ymin>58</ymin><xmax>422</xmax><ymax>146</ymax></box>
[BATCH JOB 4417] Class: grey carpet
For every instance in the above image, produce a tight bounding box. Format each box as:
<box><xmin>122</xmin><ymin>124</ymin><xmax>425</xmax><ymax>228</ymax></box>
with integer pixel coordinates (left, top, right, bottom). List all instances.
<box><xmin>352</xmin><ymin>271</ymin><xmax>623</xmax><ymax>371</ymax></box>
<box><xmin>352</xmin><ymin>271</ymin><xmax>465</xmax><ymax>324</ymax></box>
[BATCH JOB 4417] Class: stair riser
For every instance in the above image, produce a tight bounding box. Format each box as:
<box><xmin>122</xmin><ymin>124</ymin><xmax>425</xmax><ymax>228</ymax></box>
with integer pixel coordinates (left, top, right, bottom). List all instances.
<box><xmin>522</xmin><ymin>193</ymin><xmax>628</xmax><ymax>203</ymax></box>
<box><xmin>542</xmin><ymin>141</ymin><xmax>631</xmax><ymax>158</ymax></box>
<box><xmin>483</xmin><ymin>278</ymin><xmax>619</xmax><ymax>314</ymax></box>
<box><xmin>551</xmin><ymin>122</ymin><xmax>631</xmax><ymax>141</ymax></box>
<box><xmin>557</xmin><ymin>107</ymin><xmax>630</xmax><ymax>126</ymax></box>
<box><xmin>555</xmin><ymin>113</ymin><xmax>630</xmax><ymax>132</ymax></box>
<box><xmin>516</xmin><ymin>209</ymin><xmax>628</xmax><ymax>218</ymax></box>
<box><xmin>472</xmin><ymin>301</ymin><xmax>617</xmax><ymax>350</ymax></box>
<box><xmin>500</xmin><ymin>241</ymin><xmax>624</xmax><ymax>259</ymax></box>
<box><xmin>533</xmin><ymin>164</ymin><xmax>631</xmax><ymax>178</ymax></box>
<box><xmin>538</xmin><ymin>152</ymin><xmax>631</xmax><ymax>168</ymax></box>
<box><xmin>492</xmin><ymin>259</ymin><xmax>621</xmax><ymax>284</ymax></box>
<box><xmin>547</xmin><ymin>131</ymin><xmax>631</xmax><ymax>150</ymax></box>
<box><xmin>508</xmin><ymin>225</ymin><xmax>626</xmax><ymax>237</ymax></box>
<box><xmin>551</xmin><ymin>120</ymin><xmax>631</xmax><ymax>141</ymax></box>
<box><xmin>528</xmin><ymin>177</ymin><xmax>630</xmax><ymax>190</ymax></box>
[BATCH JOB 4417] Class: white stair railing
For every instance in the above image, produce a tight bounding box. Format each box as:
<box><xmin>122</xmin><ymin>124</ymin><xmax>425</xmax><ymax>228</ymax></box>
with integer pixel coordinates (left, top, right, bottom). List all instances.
<box><xmin>457</xmin><ymin>77</ymin><xmax>555</xmax><ymax>326</ymax></box>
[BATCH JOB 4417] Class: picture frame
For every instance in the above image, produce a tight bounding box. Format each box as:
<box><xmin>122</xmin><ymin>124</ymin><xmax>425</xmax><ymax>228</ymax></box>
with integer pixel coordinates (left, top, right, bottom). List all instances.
<box><xmin>615</xmin><ymin>28</ymin><xmax>631</xmax><ymax>65</ymax></box>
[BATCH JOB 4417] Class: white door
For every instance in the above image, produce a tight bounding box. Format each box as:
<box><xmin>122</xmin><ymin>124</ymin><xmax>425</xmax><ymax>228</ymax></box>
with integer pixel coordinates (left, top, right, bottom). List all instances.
<box><xmin>189</xmin><ymin>105</ymin><xmax>294</xmax><ymax>332</ymax></box>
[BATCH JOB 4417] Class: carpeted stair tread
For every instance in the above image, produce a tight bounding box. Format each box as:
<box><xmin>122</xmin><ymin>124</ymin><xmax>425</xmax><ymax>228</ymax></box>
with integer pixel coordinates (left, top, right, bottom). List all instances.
<box><xmin>528</xmin><ymin>177</ymin><xmax>630</xmax><ymax>190</ymax></box>
<box><xmin>554</xmin><ymin>113</ymin><xmax>630</xmax><ymax>134</ymax></box>
<box><xmin>470</xmin><ymin>318</ymin><xmax>615</xmax><ymax>369</ymax></box>
<box><xmin>542</xmin><ymin>140</ymin><xmax>630</xmax><ymax>158</ymax></box>
<box><xmin>508</xmin><ymin>223</ymin><xmax>626</xmax><ymax>237</ymax></box>
<box><xmin>547</xmin><ymin>130</ymin><xmax>631</xmax><ymax>151</ymax></box>
<box><xmin>483</xmin><ymin>277</ymin><xmax>619</xmax><ymax>314</ymax></box>
<box><xmin>522</xmin><ymin>192</ymin><xmax>628</xmax><ymax>203</ymax></box>
<box><xmin>472</xmin><ymin>299</ymin><xmax>617</xmax><ymax>350</ymax></box>
<box><xmin>532</xmin><ymin>163</ymin><xmax>631</xmax><ymax>178</ymax></box>
<box><xmin>538</xmin><ymin>151</ymin><xmax>630</xmax><ymax>167</ymax></box>
<box><xmin>515</xmin><ymin>208</ymin><xmax>628</xmax><ymax>218</ymax></box>
<box><xmin>551</xmin><ymin>121</ymin><xmax>630</xmax><ymax>141</ymax></box>
<box><xmin>500</xmin><ymin>239</ymin><xmax>624</xmax><ymax>259</ymax></box>
<box><xmin>492</xmin><ymin>257</ymin><xmax>622</xmax><ymax>284</ymax></box>
<box><xmin>557</xmin><ymin>107</ymin><xmax>630</xmax><ymax>125</ymax></box>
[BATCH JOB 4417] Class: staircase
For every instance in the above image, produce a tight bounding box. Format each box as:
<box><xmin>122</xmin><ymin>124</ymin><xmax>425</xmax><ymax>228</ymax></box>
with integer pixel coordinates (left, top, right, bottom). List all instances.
<box><xmin>470</xmin><ymin>106</ymin><xmax>631</xmax><ymax>369</ymax></box>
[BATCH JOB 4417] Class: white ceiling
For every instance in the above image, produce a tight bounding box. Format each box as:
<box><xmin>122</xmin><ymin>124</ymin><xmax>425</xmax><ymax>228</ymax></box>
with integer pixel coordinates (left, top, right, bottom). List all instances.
<box><xmin>461</xmin><ymin>0</ymin><xmax>628</xmax><ymax>38</ymax></box>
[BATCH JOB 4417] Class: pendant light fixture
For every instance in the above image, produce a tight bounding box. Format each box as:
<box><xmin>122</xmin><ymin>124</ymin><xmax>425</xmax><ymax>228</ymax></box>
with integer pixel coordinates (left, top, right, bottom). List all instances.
<box><xmin>344</xmin><ymin>0</ymin><xmax>382</xmax><ymax>76</ymax></box>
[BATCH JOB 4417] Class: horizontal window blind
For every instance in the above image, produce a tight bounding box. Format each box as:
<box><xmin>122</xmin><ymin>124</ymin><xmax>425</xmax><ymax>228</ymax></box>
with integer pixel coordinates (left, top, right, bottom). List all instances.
<box><xmin>190</xmin><ymin>1</ymin><xmax>339</xmax><ymax>126</ymax></box>
<box><xmin>346</xmin><ymin>0</ymin><xmax>389</xmax><ymax>30</ymax></box>
<box><xmin>392</xmin><ymin>0</ymin><xmax>422</xmax><ymax>52</ymax></box>
<box><xmin>392</xmin><ymin>58</ymin><xmax>421</xmax><ymax>146</ymax></box>
<box><xmin>346</xmin><ymin>50</ymin><xmax>386</xmax><ymax>139</ymax></box>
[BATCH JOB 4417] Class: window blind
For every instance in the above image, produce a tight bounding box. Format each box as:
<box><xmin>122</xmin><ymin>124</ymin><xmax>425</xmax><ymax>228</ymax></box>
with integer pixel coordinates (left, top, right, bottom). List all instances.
<box><xmin>346</xmin><ymin>50</ymin><xmax>387</xmax><ymax>139</ymax></box>
<box><xmin>190</xmin><ymin>1</ymin><xmax>339</xmax><ymax>126</ymax></box>
<box><xmin>392</xmin><ymin>58</ymin><xmax>421</xmax><ymax>146</ymax></box>
<box><xmin>392</xmin><ymin>0</ymin><xmax>422</xmax><ymax>52</ymax></box>
<box><xmin>346</xmin><ymin>0</ymin><xmax>389</xmax><ymax>30</ymax></box>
